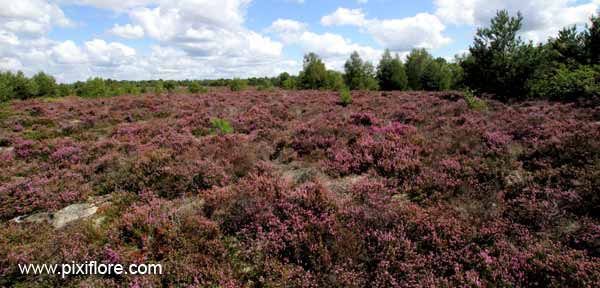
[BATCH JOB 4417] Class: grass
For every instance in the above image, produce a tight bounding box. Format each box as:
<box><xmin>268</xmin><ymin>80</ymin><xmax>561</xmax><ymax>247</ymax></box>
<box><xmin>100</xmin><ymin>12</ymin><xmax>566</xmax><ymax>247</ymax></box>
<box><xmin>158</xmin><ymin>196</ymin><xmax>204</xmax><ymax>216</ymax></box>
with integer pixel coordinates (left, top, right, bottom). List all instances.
<box><xmin>210</xmin><ymin>118</ymin><xmax>234</xmax><ymax>135</ymax></box>
<box><xmin>339</xmin><ymin>87</ymin><xmax>352</xmax><ymax>106</ymax></box>
<box><xmin>464</xmin><ymin>90</ymin><xmax>488</xmax><ymax>111</ymax></box>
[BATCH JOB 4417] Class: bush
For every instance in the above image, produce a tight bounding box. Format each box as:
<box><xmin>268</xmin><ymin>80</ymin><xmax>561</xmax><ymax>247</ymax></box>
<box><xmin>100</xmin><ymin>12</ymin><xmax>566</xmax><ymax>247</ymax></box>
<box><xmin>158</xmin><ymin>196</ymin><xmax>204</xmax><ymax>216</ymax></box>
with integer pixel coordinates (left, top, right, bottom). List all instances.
<box><xmin>164</xmin><ymin>80</ymin><xmax>177</xmax><ymax>92</ymax></box>
<box><xmin>31</xmin><ymin>72</ymin><xmax>57</xmax><ymax>98</ymax></box>
<box><xmin>187</xmin><ymin>81</ymin><xmax>207</xmax><ymax>94</ymax></box>
<box><xmin>78</xmin><ymin>78</ymin><xmax>108</xmax><ymax>98</ymax></box>
<box><xmin>0</xmin><ymin>71</ymin><xmax>13</xmax><ymax>102</ymax></box>
<box><xmin>339</xmin><ymin>87</ymin><xmax>352</xmax><ymax>106</ymax></box>
<box><xmin>256</xmin><ymin>79</ymin><xmax>274</xmax><ymax>91</ymax></box>
<box><xmin>210</xmin><ymin>118</ymin><xmax>234</xmax><ymax>135</ymax></box>
<box><xmin>154</xmin><ymin>80</ymin><xmax>165</xmax><ymax>95</ymax></box>
<box><xmin>229</xmin><ymin>78</ymin><xmax>248</xmax><ymax>92</ymax></box>
<box><xmin>530</xmin><ymin>65</ymin><xmax>600</xmax><ymax>101</ymax></box>
<box><xmin>463</xmin><ymin>90</ymin><xmax>488</xmax><ymax>110</ymax></box>
<box><xmin>325</xmin><ymin>70</ymin><xmax>345</xmax><ymax>90</ymax></box>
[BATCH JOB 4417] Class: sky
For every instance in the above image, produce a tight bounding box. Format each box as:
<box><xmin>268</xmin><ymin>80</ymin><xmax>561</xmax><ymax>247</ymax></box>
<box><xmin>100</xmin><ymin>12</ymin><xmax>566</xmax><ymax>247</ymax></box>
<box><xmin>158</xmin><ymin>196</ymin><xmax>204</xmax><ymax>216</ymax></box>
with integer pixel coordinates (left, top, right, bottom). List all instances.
<box><xmin>0</xmin><ymin>0</ymin><xmax>599</xmax><ymax>83</ymax></box>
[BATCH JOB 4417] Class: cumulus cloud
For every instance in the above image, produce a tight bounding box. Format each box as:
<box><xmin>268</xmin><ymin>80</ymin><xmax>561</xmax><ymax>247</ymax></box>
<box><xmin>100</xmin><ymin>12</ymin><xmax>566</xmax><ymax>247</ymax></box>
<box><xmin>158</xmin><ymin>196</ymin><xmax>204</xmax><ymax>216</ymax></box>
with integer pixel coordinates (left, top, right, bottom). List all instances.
<box><xmin>267</xmin><ymin>19</ymin><xmax>308</xmax><ymax>34</ymax></box>
<box><xmin>0</xmin><ymin>0</ymin><xmax>73</xmax><ymax>35</ymax></box>
<box><xmin>0</xmin><ymin>0</ymin><xmax>295</xmax><ymax>81</ymax></box>
<box><xmin>52</xmin><ymin>40</ymin><xmax>88</xmax><ymax>64</ymax></box>
<box><xmin>268</xmin><ymin>19</ymin><xmax>381</xmax><ymax>70</ymax></box>
<box><xmin>109</xmin><ymin>24</ymin><xmax>144</xmax><ymax>39</ymax></box>
<box><xmin>434</xmin><ymin>0</ymin><xmax>600</xmax><ymax>42</ymax></box>
<box><xmin>321</xmin><ymin>8</ymin><xmax>367</xmax><ymax>26</ymax></box>
<box><xmin>365</xmin><ymin>13</ymin><xmax>451</xmax><ymax>51</ymax></box>
<box><xmin>320</xmin><ymin>8</ymin><xmax>451</xmax><ymax>51</ymax></box>
<box><xmin>85</xmin><ymin>39</ymin><xmax>136</xmax><ymax>66</ymax></box>
<box><xmin>59</xmin><ymin>0</ymin><xmax>157</xmax><ymax>12</ymax></box>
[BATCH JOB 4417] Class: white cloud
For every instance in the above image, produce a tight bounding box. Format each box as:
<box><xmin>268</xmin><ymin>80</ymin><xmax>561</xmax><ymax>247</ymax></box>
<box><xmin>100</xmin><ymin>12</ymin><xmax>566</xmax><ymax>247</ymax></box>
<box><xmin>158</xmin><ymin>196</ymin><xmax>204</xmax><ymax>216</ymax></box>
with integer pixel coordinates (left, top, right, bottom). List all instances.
<box><xmin>109</xmin><ymin>23</ymin><xmax>144</xmax><ymax>39</ymax></box>
<box><xmin>364</xmin><ymin>13</ymin><xmax>452</xmax><ymax>51</ymax></box>
<box><xmin>267</xmin><ymin>19</ymin><xmax>307</xmax><ymax>34</ymax></box>
<box><xmin>84</xmin><ymin>39</ymin><xmax>136</xmax><ymax>66</ymax></box>
<box><xmin>52</xmin><ymin>40</ymin><xmax>88</xmax><ymax>64</ymax></box>
<box><xmin>321</xmin><ymin>8</ymin><xmax>367</xmax><ymax>26</ymax></box>
<box><xmin>0</xmin><ymin>0</ymin><xmax>73</xmax><ymax>35</ymax></box>
<box><xmin>268</xmin><ymin>19</ymin><xmax>381</xmax><ymax>71</ymax></box>
<box><xmin>0</xmin><ymin>57</ymin><xmax>22</xmax><ymax>70</ymax></box>
<box><xmin>0</xmin><ymin>31</ymin><xmax>19</xmax><ymax>45</ymax></box>
<box><xmin>321</xmin><ymin>8</ymin><xmax>451</xmax><ymax>51</ymax></box>
<box><xmin>434</xmin><ymin>0</ymin><xmax>600</xmax><ymax>42</ymax></box>
<box><xmin>59</xmin><ymin>0</ymin><xmax>157</xmax><ymax>12</ymax></box>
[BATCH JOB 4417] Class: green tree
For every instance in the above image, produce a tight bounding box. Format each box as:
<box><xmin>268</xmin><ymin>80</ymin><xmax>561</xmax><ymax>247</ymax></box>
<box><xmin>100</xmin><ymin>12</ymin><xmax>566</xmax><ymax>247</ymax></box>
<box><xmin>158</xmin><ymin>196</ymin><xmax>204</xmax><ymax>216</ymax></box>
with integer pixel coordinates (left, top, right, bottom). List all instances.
<box><xmin>298</xmin><ymin>53</ymin><xmax>328</xmax><ymax>89</ymax></box>
<box><xmin>164</xmin><ymin>80</ymin><xmax>177</xmax><ymax>93</ymax></box>
<box><xmin>344</xmin><ymin>51</ymin><xmax>378</xmax><ymax>90</ymax></box>
<box><xmin>405</xmin><ymin>48</ymin><xmax>433</xmax><ymax>90</ymax></box>
<box><xmin>282</xmin><ymin>76</ymin><xmax>297</xmax><ymax>90</ymax></box>
<box><xmin>154</xmin><ymin>80</ymin><xmax>165</xmax><ymax>95</ymax></box>
<box><xmin>0</xmin><ymin>71</ymin><xmax>15</xmax><ymax>102</ymax></box>
<box><xmin>31</xmin><ymin>72</ymin><xmax>57</xmax><ymax>97</ymax></box>
<box><xmin>57</xmin><ymin>83</ymin><xmax>73</xmax><ymax>97</ymax></box>
<box><xmin>79</xmin><ymin>78</ymin><xmax>108</xmax><ymax>98</ymax></box>
<box><xmin>421</xmin><ymin>58</ymin><xmax>452</xmax><ymax>91</ymax></box>
<box><xmin>325</xmin><ymin>70</ymin><xmax>345</xmax><ymax>90</ymax></box>
<box><xmin>276</xmin><ymin>72</ymin><xmax>291</xmax><ymax>88</ymax></box>
<box><xmin>377</xmin><ymin>49</ymin><xmax>408</xmax><ymax>91</ymax></box>
<box><xmin>229</xmin><ymin>78</ymin><xmax>248</xmax><ymax>92</ymax></box>
<box><xmin>588</xmin><ymin>14</ymin><xmax>600</xmax><ymax>64</ymax></box>
<box><xmin>462</xmin><ymin>10</ymin><xmax>545</xmax><ymax>101</ymax></box>
<box><xmin>548</xmin><ymin>26</ymin><xmax>588</xmax><ymax>67</ymax></box>
<box><xmin>188</xmin><ymin>81</ymin><xmax>205</xmax><ymax>93</ymax></box>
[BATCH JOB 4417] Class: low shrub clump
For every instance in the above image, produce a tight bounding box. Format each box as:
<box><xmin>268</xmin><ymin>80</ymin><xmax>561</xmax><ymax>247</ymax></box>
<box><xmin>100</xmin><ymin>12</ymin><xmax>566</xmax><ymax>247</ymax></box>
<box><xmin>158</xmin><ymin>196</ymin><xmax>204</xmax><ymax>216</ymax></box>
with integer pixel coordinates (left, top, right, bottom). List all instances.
<box><xmin>0</xmin><ymin>90</ymin><xmax>598</xmax><ymax>287</ymax></box>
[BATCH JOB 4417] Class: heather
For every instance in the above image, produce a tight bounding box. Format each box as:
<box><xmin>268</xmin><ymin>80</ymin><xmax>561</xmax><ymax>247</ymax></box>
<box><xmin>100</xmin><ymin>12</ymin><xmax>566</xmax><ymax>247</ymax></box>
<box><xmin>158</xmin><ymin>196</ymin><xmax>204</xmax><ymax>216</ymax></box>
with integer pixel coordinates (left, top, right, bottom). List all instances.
<box><xmin>0</xmin><ymin>89</ymin><xmax>599</xmax><ymax>287</ymax></box>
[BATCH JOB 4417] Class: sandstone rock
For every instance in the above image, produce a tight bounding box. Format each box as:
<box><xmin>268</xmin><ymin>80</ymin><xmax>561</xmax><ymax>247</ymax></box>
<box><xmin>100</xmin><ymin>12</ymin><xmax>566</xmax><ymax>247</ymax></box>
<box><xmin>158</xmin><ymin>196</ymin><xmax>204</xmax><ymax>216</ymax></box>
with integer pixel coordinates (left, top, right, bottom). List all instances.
<box><xmin>11</xmin><ymin>194</ymin><xmax>113</xmax><ymax>229</ymax></box>
<box><xmin>52</xmin><ymin>203</ymin><xmax>98</xmax><ymax>229</ymax></box>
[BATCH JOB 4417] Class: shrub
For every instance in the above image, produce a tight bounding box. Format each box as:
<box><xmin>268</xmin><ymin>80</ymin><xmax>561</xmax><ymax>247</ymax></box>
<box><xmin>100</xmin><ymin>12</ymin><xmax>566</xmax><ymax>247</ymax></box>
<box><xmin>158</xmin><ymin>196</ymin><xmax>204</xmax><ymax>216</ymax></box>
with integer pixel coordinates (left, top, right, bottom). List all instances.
<box><xmin>325</xmin><ymin>70</ymin><xmax>345</xmax><ymax>90</ymax></box>
<box><xmin>187</xmin><ymin>81</ymin><xmax>207</xmax><ymax>94</ymax></box>
<box><xmin>0</xmin><ymin>71</ymin><xmax>13</xmax><ymax>102</ymax></box>
<box><xmin>256</xmin><ymin>79</ymin><xmax>275</xmax><ymax>91</ymax></box>
<box><xmin>463</xmin><ymin>90</ymin><xmax>488</xmax><ymax>110</ymax></box>
<box><xmin>530</xmin><ymin>65</ymin><xmax>600</xmax><ymax>101</ymax></box>
<box><xmin>164</xmin><ymin>80</ymin><xmax>177</xmax><ymax>92</ymax></box>
<box><xmin>210</xmin><ymin>118</ymin><xmax>234</xmax><ymax>135</ymax></box>
<box><xmin>31</xmin><ymin>72</ymin><xmax>57</xmax><ymax>98</ymax></box>
<box><xmin>78</xmin><ymin>78</ymin><xmax>108</xmax><ymax>98</ymax></box>
<box><xmin>229</xmin><ymin>78</ymin><xmax>248</xmax><ymax>92</ymax></box>
<box><xmin>339</xmin><ymin>87</ymin><xmax>352</xmax><ymax>106</ymax></box>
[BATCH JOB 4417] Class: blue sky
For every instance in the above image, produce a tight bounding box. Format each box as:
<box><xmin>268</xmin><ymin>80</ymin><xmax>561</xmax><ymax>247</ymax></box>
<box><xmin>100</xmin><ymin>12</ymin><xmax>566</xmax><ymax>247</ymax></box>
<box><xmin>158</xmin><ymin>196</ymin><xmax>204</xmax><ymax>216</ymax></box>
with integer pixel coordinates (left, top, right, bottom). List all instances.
<box><xmin>0</xmin><ymin>0</ymin><xmax>599</xmax><ymax>82</ymax></box>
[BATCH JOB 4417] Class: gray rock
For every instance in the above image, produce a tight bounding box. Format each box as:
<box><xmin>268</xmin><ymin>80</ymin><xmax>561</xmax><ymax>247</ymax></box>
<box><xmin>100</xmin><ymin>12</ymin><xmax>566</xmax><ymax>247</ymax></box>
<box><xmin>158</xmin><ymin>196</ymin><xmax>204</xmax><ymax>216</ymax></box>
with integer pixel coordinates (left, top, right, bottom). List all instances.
<box><xmin>11</xmin><ymin>194</ymin><xmax>112</xmax><ymax>229</ymax></box>
<box><xmin>0</xmin><ymin>146</ymin><xmax>14</xmax><ymax>153</ymax></box>
<box><xmin>52</xmin><ymin>203</ymin><xmax>98</xmax><ymax>229</ymax></box>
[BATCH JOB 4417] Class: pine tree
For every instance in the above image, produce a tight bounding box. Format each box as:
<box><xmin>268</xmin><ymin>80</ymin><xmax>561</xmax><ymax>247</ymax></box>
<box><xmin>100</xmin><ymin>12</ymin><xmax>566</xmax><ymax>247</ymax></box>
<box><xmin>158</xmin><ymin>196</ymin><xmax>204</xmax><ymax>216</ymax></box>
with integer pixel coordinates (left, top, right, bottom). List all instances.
<box><xmin>377</xmin><ymin>49</ymin><xmax>408</xmax><ymax>91</ymax></box>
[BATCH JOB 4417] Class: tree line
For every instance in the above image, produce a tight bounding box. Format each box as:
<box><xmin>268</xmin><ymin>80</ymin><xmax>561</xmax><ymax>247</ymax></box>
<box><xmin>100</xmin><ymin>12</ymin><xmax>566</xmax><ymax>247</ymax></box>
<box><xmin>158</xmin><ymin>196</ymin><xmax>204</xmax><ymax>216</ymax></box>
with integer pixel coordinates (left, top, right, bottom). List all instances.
<box><xmin>0</xmin><ymin>10</ymin><xmax>598</xmax><ymax>103</ymax></box>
